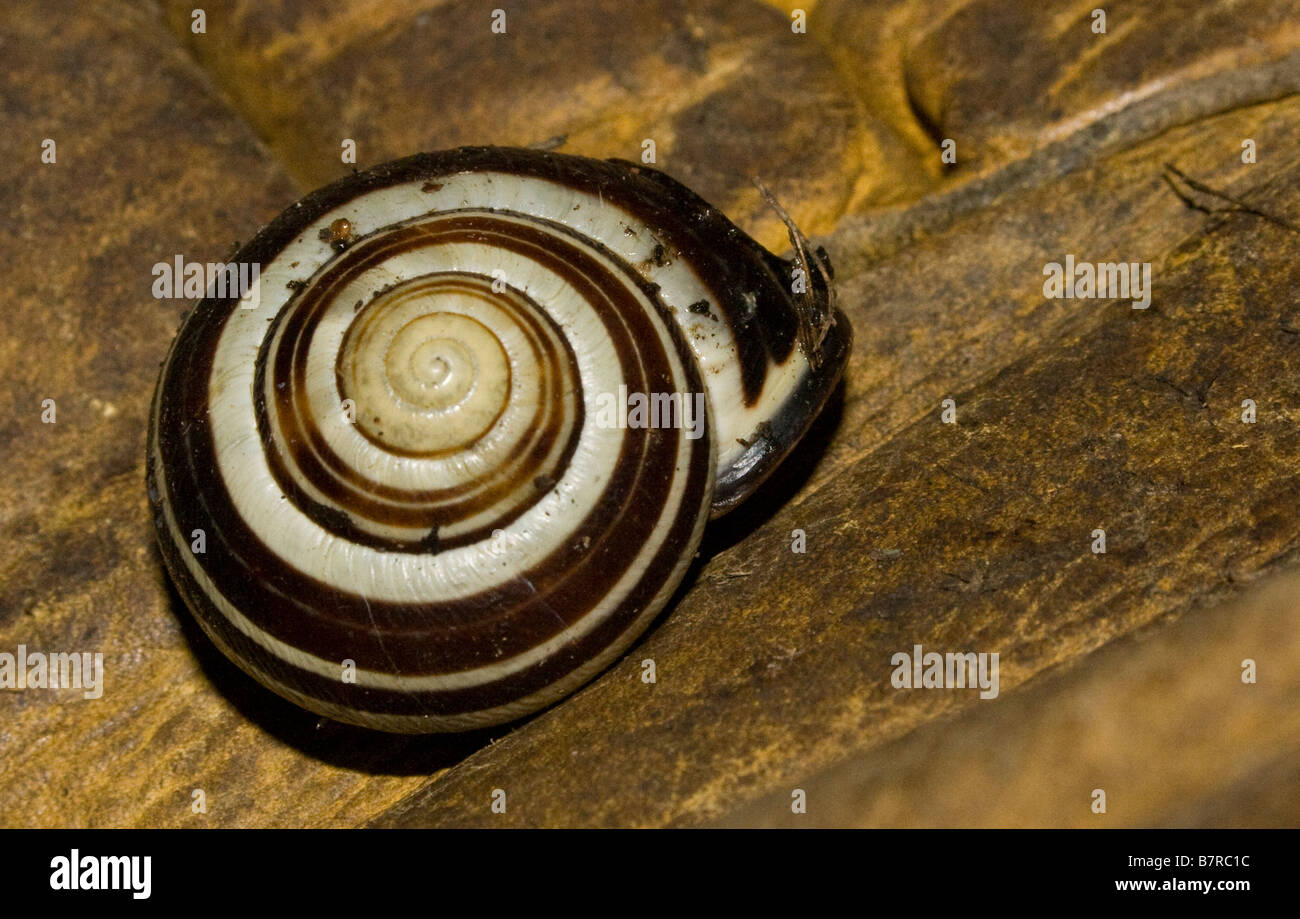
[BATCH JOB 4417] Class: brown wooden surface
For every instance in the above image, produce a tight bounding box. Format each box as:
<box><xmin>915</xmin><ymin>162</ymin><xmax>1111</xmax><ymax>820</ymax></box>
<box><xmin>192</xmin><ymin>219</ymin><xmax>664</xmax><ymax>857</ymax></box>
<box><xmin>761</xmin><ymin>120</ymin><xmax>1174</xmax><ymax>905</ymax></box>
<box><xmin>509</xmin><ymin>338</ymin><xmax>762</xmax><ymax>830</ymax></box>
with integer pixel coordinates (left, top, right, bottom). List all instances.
<box><xmin>2</xmin><ymin>0</ymin><xmax>1299</xmax><ymax>827</ymax></box>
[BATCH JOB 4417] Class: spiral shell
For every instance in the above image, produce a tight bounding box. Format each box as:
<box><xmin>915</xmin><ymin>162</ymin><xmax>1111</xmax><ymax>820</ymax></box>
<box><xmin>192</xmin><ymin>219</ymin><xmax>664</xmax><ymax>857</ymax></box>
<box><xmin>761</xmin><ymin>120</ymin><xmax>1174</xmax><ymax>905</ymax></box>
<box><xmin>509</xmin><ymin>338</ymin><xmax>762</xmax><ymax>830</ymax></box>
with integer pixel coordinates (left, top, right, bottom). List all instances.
<box><xmin>148</xmin><ymin>147</ymin><xmax>850</xmax><ymax>732</ymax></box>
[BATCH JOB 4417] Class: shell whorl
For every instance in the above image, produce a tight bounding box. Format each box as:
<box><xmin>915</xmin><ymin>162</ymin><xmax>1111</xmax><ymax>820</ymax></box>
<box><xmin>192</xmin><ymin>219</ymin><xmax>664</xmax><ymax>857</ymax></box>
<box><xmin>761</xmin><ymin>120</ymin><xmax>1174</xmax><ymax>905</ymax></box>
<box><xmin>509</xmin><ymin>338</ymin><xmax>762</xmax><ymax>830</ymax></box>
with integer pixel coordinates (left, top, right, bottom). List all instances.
<box><xmin>147</xmin><ymin>147</ymin><xmax>849</xmax><ymax>732</ymax></box>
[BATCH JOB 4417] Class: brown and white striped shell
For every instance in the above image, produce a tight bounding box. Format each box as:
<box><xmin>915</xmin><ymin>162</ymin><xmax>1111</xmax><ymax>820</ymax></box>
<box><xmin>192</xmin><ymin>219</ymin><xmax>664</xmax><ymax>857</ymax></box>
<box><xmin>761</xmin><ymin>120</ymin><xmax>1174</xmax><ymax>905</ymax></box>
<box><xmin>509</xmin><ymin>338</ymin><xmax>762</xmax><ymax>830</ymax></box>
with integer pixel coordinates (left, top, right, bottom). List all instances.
<box><xmin>147</xmin><ymin>147</ymin><xmax>850</xmax><ymax>732</ymax></box>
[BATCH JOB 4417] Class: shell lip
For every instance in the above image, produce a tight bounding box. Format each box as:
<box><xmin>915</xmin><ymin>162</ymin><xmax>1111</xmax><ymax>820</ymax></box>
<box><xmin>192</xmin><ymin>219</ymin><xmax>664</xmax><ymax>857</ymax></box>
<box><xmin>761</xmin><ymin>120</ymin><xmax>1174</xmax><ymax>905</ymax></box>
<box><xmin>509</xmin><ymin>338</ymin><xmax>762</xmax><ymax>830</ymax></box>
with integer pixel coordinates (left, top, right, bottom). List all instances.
<box><xmin>710</xmin><ymin>303</ymin><xmax>853</xmax><ymax>516</ymax></box>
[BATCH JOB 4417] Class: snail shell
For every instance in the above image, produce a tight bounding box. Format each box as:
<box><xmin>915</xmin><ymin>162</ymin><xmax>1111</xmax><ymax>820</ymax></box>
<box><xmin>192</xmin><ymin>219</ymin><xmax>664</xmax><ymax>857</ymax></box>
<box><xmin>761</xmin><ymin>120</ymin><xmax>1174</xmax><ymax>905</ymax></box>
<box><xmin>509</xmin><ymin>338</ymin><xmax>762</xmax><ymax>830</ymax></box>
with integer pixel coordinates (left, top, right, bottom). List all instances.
<box><xmin>147</xmin><ymin>147</ymin><xmax>850</xmax><ymax>732</ymax></box>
